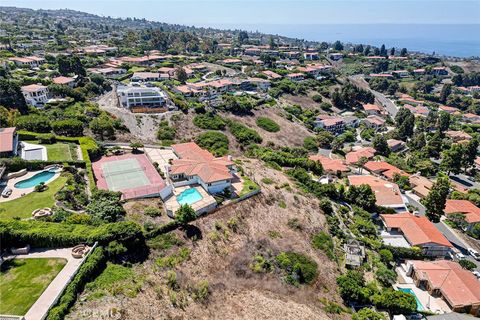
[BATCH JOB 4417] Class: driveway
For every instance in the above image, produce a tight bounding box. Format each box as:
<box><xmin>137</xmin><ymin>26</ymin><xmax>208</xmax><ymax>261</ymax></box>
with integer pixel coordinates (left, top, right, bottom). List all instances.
<box><xmin>404</xmin><ymin>193</ymin><xmax>480</xmax><ymax>271</ymax></box>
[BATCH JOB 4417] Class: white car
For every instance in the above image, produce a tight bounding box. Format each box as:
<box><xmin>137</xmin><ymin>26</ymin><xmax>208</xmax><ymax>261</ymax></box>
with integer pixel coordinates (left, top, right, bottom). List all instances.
<box><xmin>473</xmin><ymin>271</ymin><xmax>480</xmax><ymax>279</ymax></box>
<box><xmin>468</xmin><ymin>248</ymin><xmax>480</xmax><ymax>261</ymax></box>
<box><xmin>456</xmin><ymin>252</ymin><xmax>466</xmax><ymax>260</ymax></box>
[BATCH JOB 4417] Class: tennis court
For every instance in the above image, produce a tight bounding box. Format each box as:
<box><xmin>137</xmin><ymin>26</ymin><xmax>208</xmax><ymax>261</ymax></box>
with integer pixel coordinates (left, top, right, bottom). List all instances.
<box><xmin>92</xmin><ymin>153</ymin><xmax>169</xmax><ymax>200</ymax></box>
<box><xmin>102</xmin><ymin>158</ymin><xmax>149</xmax><ymax>191</ymax></box>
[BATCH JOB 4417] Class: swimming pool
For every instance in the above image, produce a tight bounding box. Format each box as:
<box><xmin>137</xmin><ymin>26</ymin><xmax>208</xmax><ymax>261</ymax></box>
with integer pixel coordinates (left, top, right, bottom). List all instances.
<box><xmin>176</xmin><ymin>188</ymin><xmax>203</xmax><ymax>205</ymax></box>
<box><xmin>398</xmin><ymin>287</ymin><xmax>424</xmax><ymax>311</ymax></box>
<box><xmin>14</xmin><ymin>171</ymin><xmax>56</xmax><ymax>189</ymax></box>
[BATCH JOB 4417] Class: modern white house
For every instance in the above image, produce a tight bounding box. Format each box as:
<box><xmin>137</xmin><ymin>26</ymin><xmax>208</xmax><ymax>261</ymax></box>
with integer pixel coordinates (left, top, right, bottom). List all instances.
<box><xmin>21</xmin><ymin>84</ymin><xmax>49</xmax><ymax>107</ymax></box>
<box><xmin>117</xmin><ymin>85</ymin><xmax>168</xmax><ymax>110</ymax></box>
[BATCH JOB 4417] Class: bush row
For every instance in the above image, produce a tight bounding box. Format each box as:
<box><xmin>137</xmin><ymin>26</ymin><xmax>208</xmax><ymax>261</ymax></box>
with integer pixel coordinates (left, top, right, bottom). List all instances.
<box><xmin>0</xmin><ymin>219</ymin><xmax>145</xmax><ymax>250</ymax></box>
<box><xmin>46</xmin><ymin>246</ymin><xmax>107</xmax><ymax>320</ymax></box>
<box><xmin>0</xmin><ymin>158</ymin><xmax>86</xmax><ymax>172</ymax></box>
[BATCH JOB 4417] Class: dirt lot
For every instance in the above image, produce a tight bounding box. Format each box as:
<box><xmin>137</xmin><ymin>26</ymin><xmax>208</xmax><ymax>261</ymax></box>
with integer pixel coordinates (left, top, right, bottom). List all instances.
<box><xmin>67</xmin><ymin>160</ymin><xmax>347</xmax><ymax>320</ymax></box>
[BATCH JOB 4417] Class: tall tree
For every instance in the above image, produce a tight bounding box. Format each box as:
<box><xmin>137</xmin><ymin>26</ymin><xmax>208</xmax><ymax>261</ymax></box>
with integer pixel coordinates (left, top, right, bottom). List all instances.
<box><xmin>238</xmin><ymin>31</ymin><xmax>249</xmax><ymax>44</ymax></box>
<box><xmin>395</xmin><ymin>108</ymin><xmax>415</xmax><ymax>140</ymax></box>
<box><xmin>333</xmin><ymin>40</ymin><xmax>344</xmax><ymax>51</ymax></box>
<box><xmin>463</xmin><ymin>138</ymin><xmax>479</xmax><ymax>170</ymax></box>
<box><xmin>0</xmin><ymin>79</ymin><xmax>28</xmax><ymax>114</ymax></box>
<box><xmin>373</xmin><ymin>134</ymin><xmax>390</xmax><ymax>156</ymax></box>
<box><xmin>440</xmin><ymin>84</ymin><xmax>452</xmax><ymax>104</ymax></box>
<box><xmin>422</xmin><ymin>175</ymin><xmax>450</xmax><ymax>222</ymax></box>
<box><xmin>441</xmin><ymin>144</ymin><xmax>464</xmax><ymax>175</ymax></box>
<box><xmin>400</xmin><ymin>48</ymin><xmax>408</xmax><ymax>56</ymax></box>
<box><xmin>175</xmin><ymin>67</ymin><xmax>188</xmax><ymax>83</ymax></box>
<box><xmin>380</xmin><ymin>44</ymin><xmax>387</xmax><ymax>56</ymax></box>
<box><xmin>389</xmin><ymin>47</ymin><xmax>395</xmax><ymax>56</ymax></box>
<box><xmin>438</xmin><ymin>111</ymin><xmax>451</xmax><ymax>132</ymax></box>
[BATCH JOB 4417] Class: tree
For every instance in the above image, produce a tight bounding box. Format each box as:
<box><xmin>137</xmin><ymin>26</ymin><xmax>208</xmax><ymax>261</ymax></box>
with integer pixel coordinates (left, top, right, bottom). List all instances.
<box><xmin>51</xmin><ymin>119</ymin><xmax>84</xmax><ymax>136</ymax></box>
<box><xmin>400</xmin><ymin>48</ymin><xmax>408</xmax><ymax>56</ymax></box>
<box><xmin>196</xmin><ymin>131</ymin><xmax>229</xmax><ymax>156</ymax></box>
<box><xmin>316</xmin><ymin>131</ymin><xmax>334</xmax><ymax>148</ymax></box>
<box><xmin>345</xmin><ymin>184</ymin><xmax>377</xmax><ymax>211</ymax></box>
<box><xmin>57</xmin><ymin>55</ymin><xmax>86</xmax><ymax>77</ymax></box>
<box><xmin>238</xmin><ymin>31</ymin><xmax>249</xmax><ymax>44</ymax></box>
<box><xmin>426</xmin><ymin>132</ymin><xmax>443</xmax><ymax>158</ymax></box>
<box><xmin>379</xmin><ymin>249</ymin><xmax>393</xmax><ymax>265</ymax></box>
<box><xmin>372</xmin><ymin>290</ymin><xmax>417</xmax><ymax>314</ymax></box>
<box><xmin>438</xmin><ymin>111</ymin><xmax>451</xmax><ymax>132</ymax></box>
<box><xmin>380</xmin><ymin>44</ymin><xmax>387</xmax><ymax>56</ymax></box>
<box><xmin>175</xmin><ymin>204</ymin><xmax>197</xmax><ymax>225</ymax></box>
<box><xmin>0</xmin><ymin>79</ymin><xmax>28</xmax><ymax>113</ymax></box>
<box><xmin>459</xmin><ymin>259</ymin><xmax>476</xmax><ymax>271</ymax></box>
<box><xmin>395</xmin><ymin>108</ymin><xmax>415</xmax><ymax>140</ymax></box>
<box><xmin>303</xmin><ymin>136</ymin><xmax>318</xmax><ymax>152</ymax></box>
<box><xmin>333</xmin><ymin>40</ymin><xmax>344</xmax><ymax>51</ymax></box>
<box><xmin>175</xmin><ymin>67</ymin><xmax>188</xmax><ymax>83</ymax></box>
<box><xmin>463</xmin><ymin>138</ymin><xmax>479</xmax><ymax>170</ymax></box>
<box><xmin>353</xmin><ymin>308</ymin><xmax>385</xmax><ymax>320</ymax></box>
<box><xmin>441</xmin><ymin>144</ymin><xmax>464</xmax><ymax>175</ymax></box>
<box><xmin>86</xmin><ymin>190</ymin><xmax>126</xmax><ymax>222</ymax></box>
<box><xmin>389</xmin><ymin>47</ymin><xmax>395</xmax><ymax>56</ymax></box>
<box><xmin>130</xmin><ymin>142</ymin><xmax>144</xmax><ymax>153</ymax></box>
<box><xmin>336</xmin><ymin>270</ymin><xmax>371</xmax><ymax>304</ymax></box>
<box><xmin>410</xmin><ymin>132</ymin><xmax>426</xmax><ymax>151</ymax></box>
<box><xmin>422</xmin><ymin>175</ymin><xmax>450</xmax><ymax>222</ymax></box>
<box><xmin>89</xmin><ymin>115</ymin><xmax>114</xmax><ymax>140</ymax></box>
<box><xmin>373</xmin><ymin>134</ymin><xmax>390</xmax><ymax>156</ymax></box>
<box><xmin>440</xmin><ymin>84</ymin><xmax>452</xmax><ymax>104</ymax></box>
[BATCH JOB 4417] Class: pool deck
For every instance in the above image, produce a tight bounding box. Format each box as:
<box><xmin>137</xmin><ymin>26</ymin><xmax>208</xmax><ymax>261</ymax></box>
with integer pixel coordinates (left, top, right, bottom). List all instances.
<box><xmin>395</xmin><ymin>266</ymin><xmax>451</xmax><ymax>314</ymax></box>
<box><xmin>165</xmin><ymin>185</ymin><xmax>217</xmax><ymax>216</ymax></box>
<box><xmin>0</xmin><ymin>170</ymin><xmax>61</xmax><ymax>203</ymax></box>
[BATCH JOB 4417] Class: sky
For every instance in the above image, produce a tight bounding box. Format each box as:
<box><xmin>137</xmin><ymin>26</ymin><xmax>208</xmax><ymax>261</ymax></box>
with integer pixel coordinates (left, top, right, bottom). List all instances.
<box><xmin>2</xmin><ymin>0</ymin><xmax>480</xmax><ymax>27</ymax></box>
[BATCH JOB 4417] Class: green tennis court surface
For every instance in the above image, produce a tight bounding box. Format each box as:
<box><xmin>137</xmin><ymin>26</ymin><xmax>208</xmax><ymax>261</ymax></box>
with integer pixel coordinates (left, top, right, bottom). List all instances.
<box><xmin>101</xmin><ymin>158</ymin><xmax>150</xmax><ymax>191</ymax></box>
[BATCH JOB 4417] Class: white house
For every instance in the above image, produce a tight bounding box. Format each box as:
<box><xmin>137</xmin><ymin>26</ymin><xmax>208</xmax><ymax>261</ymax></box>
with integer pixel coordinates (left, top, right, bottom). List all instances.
<box><xmin>117</xmin><ymin>85</ymin><xmax>168</xmax><ymax>110</ymax></box>
<box><xmin>21</xmin><ymin>84</ymin><xmax>49</xmax><ymax>107</ymax></box>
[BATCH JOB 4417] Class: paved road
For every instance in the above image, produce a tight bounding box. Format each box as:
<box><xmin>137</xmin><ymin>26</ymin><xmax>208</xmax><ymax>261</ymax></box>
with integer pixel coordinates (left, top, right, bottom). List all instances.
<box><xmin>349</xmin><ymin>75</ymin><xmax>399</xmax><ymax>118</ymax></box>
<box><xmin>405</xmin><ymin>193</ymin><xmax>480</xmax><ymax>271</ymax></box>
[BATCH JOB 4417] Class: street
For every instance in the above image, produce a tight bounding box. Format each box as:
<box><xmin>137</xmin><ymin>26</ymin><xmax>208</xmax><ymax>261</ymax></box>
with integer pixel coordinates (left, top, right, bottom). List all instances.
<box><xmin>405</xmin><ymin>193</ymin><xmax>480</xmax><ymax>271</ymax></box>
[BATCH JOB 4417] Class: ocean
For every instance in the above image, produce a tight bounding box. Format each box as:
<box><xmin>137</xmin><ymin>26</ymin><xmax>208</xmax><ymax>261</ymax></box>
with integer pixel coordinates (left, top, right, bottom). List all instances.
<box><xmin>211</xmin><ymin>24</ymin><xmax>480</xmax><ymax>58</ymax></box>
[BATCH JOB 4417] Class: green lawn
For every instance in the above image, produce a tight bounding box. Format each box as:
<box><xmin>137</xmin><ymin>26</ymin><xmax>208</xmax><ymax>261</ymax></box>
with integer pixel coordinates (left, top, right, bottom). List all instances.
<box><xmin>24</xmin><ymin>140</ymin><xmax>73</xmax><ymax>161</ymax></box>
<box><xmin>0</xmin><ymin>176</ymin><xmax>68</xmax><ymax>219</ymax></box>
<box><xmin>0</xmin><ymin>258</ymin><xmax>67</xmax><ymax>316</ymax></box>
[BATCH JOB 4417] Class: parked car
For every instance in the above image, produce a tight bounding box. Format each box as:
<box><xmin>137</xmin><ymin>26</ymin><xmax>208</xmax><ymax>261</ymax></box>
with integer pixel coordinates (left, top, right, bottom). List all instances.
<box><xmin>472</xmin><ymin>270</ymin><xmax>480</xmax><ymax>279</ymax></box>
<box><xmin>456</xmin><ymin>251</ymin><xmax>466</xmax><ymax>260</ymax></box>
<box><xmin>468</xmin><ymin>248</ymin><xmax>480</xmax><ymax>261</ymax></box>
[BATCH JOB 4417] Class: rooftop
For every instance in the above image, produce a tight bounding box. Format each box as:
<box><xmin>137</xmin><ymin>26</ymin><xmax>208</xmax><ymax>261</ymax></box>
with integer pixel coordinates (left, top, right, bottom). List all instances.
<box><xmin>309</xmin><ymin>155</ymin><xmax>349</xmax><ymax>173</ymax></box>
<box><xmin>348</xmin><ymin>175</ymin><xmax>404</xmax><ymax>207</ymax></box>
<box><xmin>444</xmin><ymin>199</ymin><xmax>480</xmax><ymax>224</ymax></box>
<box><xmin>345</xmin><ymin>147</ymin><xmax>376</xmax><ymax>164</ymax></box>
<box><xmin>0</xmin><ymin>127</ymin><xmax>16</xmax><ymax>153</ymax></box>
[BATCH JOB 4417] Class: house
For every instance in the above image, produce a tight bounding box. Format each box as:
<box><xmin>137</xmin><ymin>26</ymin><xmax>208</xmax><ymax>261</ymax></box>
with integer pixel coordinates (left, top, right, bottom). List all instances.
<box><xmin>446</xmin><ymin>130</ymin><xmax>472</xmax><ymax>142</ymax></box>
<box><xmin>348</xmin><ymin>175</ymin><xmax>407</xmax><ymax>211</ymax></box>
<box><xmin>439</xmin><ymin>105</ymin><xmax>460</xmax><ymax>115</ymax></box>
<box><xmin>0</xmin><ymin>127</ymin><xmax>19</xmax><ymax>157</ymax></box>
<box><xmin>88</xmin><ymin>67</ymin><xmax>126</xmax><ymax>78</ymax></box>
<box><xmin>363</xmin><ymin>161</ymin><xmax>408</xmax><ymax>181</ymax></box>
<box><xmin>117</xmin><ymin>85</ymin><xmax>169</xmax><ymax>111</ymax></box>
<box><xmin>222</xmin><ymin>58</ymin><xmax>242</xmax><ymax>65</ymax></box>
<box><xmin>392</xmin><ymin>70</ymin><xmax>410</xmax><ymax>78</ymax></box>
<box><xmin>245</xmin><ymin>78</ymin><xmax>271</xmax><ymax>91</ymax></box>
<box><xmin>168</xmin><ymin>142</ymin><xmax>236</xmax><ymax>194</ymax></box>
<box><xmin>398</xmin><ymin>94</ymin><xmax>424</xmax><ymax>106</ymax></box>
<box><xmin>52</xmin><ymin>76</ymin><xmax>76</xmax><ymax>87</ymax></box>
<box><xmin>362</xmin><ymin>115</ymin><xmax>386</xmax><ymax>130</ymax></box>
<box><xmin>21</xmin><ymin>84</ymin><xmax>49</xmax><ymax>107</ymax></box>
<box><xmin>303</xmin><ymin>52</ymin><xmax>319</xmax><ymax>60</ymax></box>
<box><xmin>369</xmin><ymin>73</ymin><xmax>394</xmax><ymax>79</ymax></box>
<box><xmin>413</xmin><ymin>68</ymin><xmax>426</xmax><ymax>75</ymax></box>
<box><xmin>130</xmin><ymin>72</ymin><xmax>164</xmax><ymax>82</ymax></box>
<box><xmin>158</xmin><ymin>67</ymin><xmax>176</xmax><ymax>77</ymax></box>
<box><xmin>244</xmin><ymin>47</ymin><xmax>261</xmax><ymax>56</ymax></box>
<box><xmin>444</xmin><ymin>199</ymin><xmax>480</xmax><ymax>232</ymax></box>
<box><xmin>262</xmin><ymin>70</ymin><xmax>282</xmax><ymax>80</ymax></box>
<box><xmin>329</xmin><ymin>53</ymin><xmax>343</xmax><ymax>61</ymax></box>
<box><xmin>314</xmin><ymin>115</ymin><xmax>345</xmax><ymax>134</ymax></box>
<box><xmin>405</xmin><ymin>260</ymin><xmax>480</xmax><ymax>315</ymax></box>
<box><xmin>432</xmin><ymin>67</ymin><xmax>448</xmax><ymax>76</ymax></box>
<box><xmin>409</xmin><ymin>175</ymin><xmax>434</xmax><ymax>199</ymax></box>
<box><xmin>9</xmin><ymin>56</ymin><xmax>45</xmax><ymax>68</ymax></box>
<box><xmin>462</xmin><ymin>113</ymin><xmax>480</xmax><ymax>124</ymax></box>
<box><xmin>345</xmin><ymin>147</ymin><xmax>376</xmax><ymax>165</ymax></box>
<box><xmin>404</xmin><ymin>104</ymin><xmax>429</xmax><ymax>117</ymax></box>
<box><xmin>286</xmin><ymin>73</ymin><xmax>304</xmax><ymax>81</ymax></box>
<box><xmin>362</xmin><ymin>103</ymin><xmax>382</xmax><ymax>116</ymax></box>
<box><xmin>380</xmin><ymin>213</ymin><xmax>452</xmax><ymax>257</ymax></box>
<box><xmin>387</xmin><ymin>139</ymin><xmax>406</xmax><ymax>152</ymax></box>
<box><xmin>309</xmin><ymin>155</ymin><xmax>349</xmax><ymax>174</ymax></box>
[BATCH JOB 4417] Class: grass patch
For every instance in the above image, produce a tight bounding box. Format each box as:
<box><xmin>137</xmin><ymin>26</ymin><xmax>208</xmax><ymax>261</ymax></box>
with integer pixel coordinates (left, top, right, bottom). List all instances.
<box><xmin>239</xmin><ymin>175</ymin><xmax>260</xmax><ymax>197</ymax></box>
<box><xmin>0</xmin><ymin>258</ymin><xmax>66</xmax><ymax>316</ymax></box>
<box><xmin>312</xmin><ymin>231</ymin><xmax>335</xmax><ymax>260</ymax></box>
<box><xmin>256</xmin><ymin>116</ymin><xmax>280</xmax><ymax>132</ymax></box>
<box><xmin>147</xmin><ymin>232</ymin><xmax>184</xmax><ymax>251</ymax></box>
<box><xmin>85</xmin><ymin>263</ymin><xmax>141</xmax><ymax>299</ymax></box>
<box><xmin>24</xmin><ymin>140</ymin><xmax>73</xmax><ymax>161</ymax></box>
<box><xmin>0</xmin><ymin>175</ymin><xmax>68</xmax><ymax>219</ymax></box>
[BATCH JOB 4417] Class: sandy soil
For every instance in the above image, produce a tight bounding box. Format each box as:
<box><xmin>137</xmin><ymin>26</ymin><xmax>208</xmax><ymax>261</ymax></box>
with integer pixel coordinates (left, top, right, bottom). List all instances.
<box><xmin>67</xmin><ymin>160</ymin><xmax>347</xmax><ymax>320</ymax></box>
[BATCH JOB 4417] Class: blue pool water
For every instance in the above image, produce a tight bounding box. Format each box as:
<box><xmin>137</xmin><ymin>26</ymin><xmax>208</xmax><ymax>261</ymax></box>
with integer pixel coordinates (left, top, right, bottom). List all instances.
<box><xmin>14</xmin><ymin>171</ymin><xmax>56</xmax><ymax>189</ymax></box>
<box><xmin>398</xmin><ymin>288</ymin><xmax>424</xmax><ymax>311</ymax></box>
<box><xmin>176</xmin><ymin>188</ymin><xmax>203</xmax><ymax>205</ymax></box>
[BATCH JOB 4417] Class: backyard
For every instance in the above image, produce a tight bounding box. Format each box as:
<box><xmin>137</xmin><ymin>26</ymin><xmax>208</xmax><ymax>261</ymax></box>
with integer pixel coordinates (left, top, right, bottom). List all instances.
<box><xmin>24</xmin><ymin>140</ymin><xmax>76</xmax><ymax>161</ymax></box>
<box><xmin>0</xmin><ymin>175</ymin><xmax>68</xmax><ymax>219</ymax></box>
<box><xmin>0</xmin><ymin>258</ymin><xmax>67</xmax><ymax>316</ymax></box>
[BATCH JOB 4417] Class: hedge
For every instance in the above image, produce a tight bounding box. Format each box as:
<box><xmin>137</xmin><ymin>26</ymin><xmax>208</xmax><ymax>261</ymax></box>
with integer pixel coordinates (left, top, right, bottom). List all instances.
<box><xmin>46</xmin><ymin>246</ymin><xmax>107</xmax><ymax>320</ymax></box>
<box><xmin>0</xmin><ymin>158</ymin><xmax>86</xmax><ymax>172</ymax></box>
<box><xmin>0</xmin><ymin>220</ymin><xmax>145</xmax><ymax>250</ymax></box>
<box><xmin>17</xmin><ymin>130</ymin><xmax>100</xmax><ymax>191</ymax></box>
<box><xmin>381</xmin><ymin>245</ymin><xmax>426</xmax><ymax>260</ymax></box>
<box><xmin>145</xmin><ymin>221</ymin><xmax>179</xmax><ymax>239</ymax></box>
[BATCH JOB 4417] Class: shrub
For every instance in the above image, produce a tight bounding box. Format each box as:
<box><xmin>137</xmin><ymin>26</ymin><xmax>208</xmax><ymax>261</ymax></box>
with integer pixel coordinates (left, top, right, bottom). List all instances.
<box><xmin>193</xmin><ymin>112</ymin><xmax>226</xmax><ymax>130</ymax></box>
<box><xmin>227</xmin><ymin>121</ymin><xmax>262</xmax><ymax>145</ymax></box>
<box><xmin>144</xmin><ymin>206</ymin><xmax>162</xmax><ymax>217</ymax></box>
<box><xmin>379</xmin><ymin>249</ymin><xmax>393</xmax><ymax>264</ymax></box>
<box><xmin>371</xmin><ymin>290</ymin><xmax>417</xmax><ymax>314</ymax></box>
<box><xmin>86</xmin><ymin>190</ymin><xmax>126</xmax><ymax>223</ymax></box>
<box><xmin>303</xmin><ymin>136</ymin><xmax>318</xmax><ymax>152</ymax></box>
<box><xmin>46</xmin><ymin>247</ymin><xmax>107</xmax><ymax>320</ymax></box>
<box><xmin>256</xmin><ymin>116</ymin><xmax>280</xmax><ymax>132</ymax></box>
<box><xmin>352</xmin><ymin>308</ymin><xmax>385</xmax><ymax>320</ymax></box>
<box><xmin>157</xmin><ymin>120</ymin><xmax>176</xmax><ymax>141</ymax></box>
<box><xmin>195</xmin><ymin>131</ymin><xmax>229</xmax><ymax>156</ymax></box>
<box><xmin>312</xmin><ymin>231</ymin><xmax>335</xmax><ymax>260</ymax></box>
<box><xmin>336</xmin><ymin>270</ymin><xmax>371</xmax><ymax>304</ymax></box>
<box><xmin>459</xmin><ymin>259</ymin><xmax>476</xmax><ymax>271</ymax></box>
<box><xmin>275</xmin><ymin>251</ymin><xmax>318</xmax><ymax>285</ymax></box>
<box><xmin>51</xmin><ymin>119</ymin><xmax>84</xmax><ymax>136</ymax></box>
<box><xmin>191</xmin><ymin>280</ymin><xmax>210</xmax><ymax>302</ymax></box>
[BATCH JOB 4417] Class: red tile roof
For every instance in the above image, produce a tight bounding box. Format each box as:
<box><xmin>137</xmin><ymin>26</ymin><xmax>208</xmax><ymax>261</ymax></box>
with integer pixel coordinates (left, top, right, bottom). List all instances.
<box><xmin>444</xmin><ymin>199</ymin><xmax>480</xmax><ymax>224</ymax></box>
<box><xmin>362</xmin><ymin>103</ymin><xmax>381</xmax><ymax>112</ymax></box>
<box><xmin>309</xmin><ymin>155</ymin><xmax>349</xmax><ymax>173</ymax></box>
<box><xmin>171</xmin><ymin>142</ymin><xmax>234</xmax><ymax>184</ymax></box>
<box><xmin>52</xmin><ymin>76</ymin><xmax>74</xmax><ymax>85</ymax></box>
<box><xmin>21</xmin><ymin>84</ymin><xmax>47</xmax><ymax>92</ymax></box>
<box><xmin>0</xmin><ymin>127</ymin><xmax>16</xmax><ymax>153</ymax></box>
<box><xmin>364</xmin><ymin>161</ymin><xmax>409</xmax><ymax>180</ymax></box>
<box><xmin>409</xmin><ymin>260</ymin><xmax>480</xmax><ymax>308</ymax></box>
<box><xmin>345</xmin><ymin>147</ymin><xmax>376</xmax><ymax>164</ymax></box>
<box><xmin>348</xmin><ymin>175</ymin><xmax>404</xmax><ymax>207</ymax></box>
<box><xmin>381</xmin><ymin>212</ymin><xmax>452</xmax><ymax>247</ymax></box>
